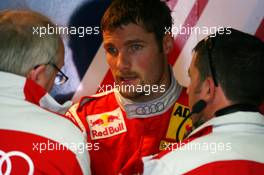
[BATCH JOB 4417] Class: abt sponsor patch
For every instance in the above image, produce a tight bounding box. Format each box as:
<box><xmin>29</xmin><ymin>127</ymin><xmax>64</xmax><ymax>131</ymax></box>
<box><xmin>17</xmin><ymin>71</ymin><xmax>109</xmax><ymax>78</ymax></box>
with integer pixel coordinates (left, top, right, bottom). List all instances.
<box><xmin>160</xmin><ymin>103</ymin><xmax>191</xmax><ymax>150</ymax></box>
<box><xmin>87</xmin><ymin>108</ymin><xmax>127</xmax><ymax>140</ymax></box>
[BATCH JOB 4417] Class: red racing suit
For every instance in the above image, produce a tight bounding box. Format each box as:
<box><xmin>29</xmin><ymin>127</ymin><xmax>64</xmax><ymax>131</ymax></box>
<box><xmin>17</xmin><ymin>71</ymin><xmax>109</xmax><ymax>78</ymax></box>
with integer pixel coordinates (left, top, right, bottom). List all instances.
<box><xmin>66</xmin><ymin>75</ymin><xmax>191</xmax><ymax>175</ymax></box>
<box><xmin>143</xmin><ymin>108</ymin><xmax>264</xmax><ymax>175</ymax></box>
<box><xmin>0</xmin><ymin>72</ymin><xmax>90</xmax><ymax>175</ymax></box>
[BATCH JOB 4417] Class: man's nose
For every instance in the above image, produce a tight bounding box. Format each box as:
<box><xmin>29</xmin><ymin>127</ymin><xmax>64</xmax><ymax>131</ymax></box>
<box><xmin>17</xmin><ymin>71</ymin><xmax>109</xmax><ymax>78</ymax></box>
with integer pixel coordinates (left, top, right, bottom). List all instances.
<box><xmin>116</xmin><ymin>51</ymin><xmax>131</xmax><ymax>71</ymax></box>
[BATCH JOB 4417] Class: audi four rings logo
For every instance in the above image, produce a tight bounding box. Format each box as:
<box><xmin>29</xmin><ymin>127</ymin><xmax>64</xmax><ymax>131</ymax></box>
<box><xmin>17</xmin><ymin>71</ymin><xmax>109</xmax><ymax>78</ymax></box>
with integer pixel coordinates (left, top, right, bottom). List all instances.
<box><xmin>136</xmin><ymin>102</ymin><xmax>165</xmax><ymax>115</ymax></box>
<box><xmin>0</xmin><ymin>150</ymin><xmax>34</xmax><ymax>175</ymax></box>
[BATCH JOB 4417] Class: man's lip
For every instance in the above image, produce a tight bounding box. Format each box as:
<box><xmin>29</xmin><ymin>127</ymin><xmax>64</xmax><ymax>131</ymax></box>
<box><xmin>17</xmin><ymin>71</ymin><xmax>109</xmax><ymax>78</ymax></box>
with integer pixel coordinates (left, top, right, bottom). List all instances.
<box><xmin>121</xmin><ymin>77</ymin><xmax>136</xmax><ymax>81</ymax></box>
<box><xmin>117</xmin><ymin>76</ymin><xmax>138</xmax><ymax>85</ymax></box>
<box><xmin>119</xmin><ymin>76</ymin><xmax>137</xmax><ymax>81</ymax></box>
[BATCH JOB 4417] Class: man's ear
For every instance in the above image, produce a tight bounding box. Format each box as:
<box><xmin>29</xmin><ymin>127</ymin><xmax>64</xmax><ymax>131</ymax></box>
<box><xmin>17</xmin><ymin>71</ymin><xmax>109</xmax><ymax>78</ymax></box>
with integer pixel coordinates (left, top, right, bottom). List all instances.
<box><xmin>162</xmin><ymin>34</ymin><xmax>174</xmax><ymax>54</ymax></box>
<box><xmin>201</xmin><ymin>77</ymin><xmax>216</xmax><ymax>103</ymax></box>
<box><xmin>27</xmin><ymin>65</ymin><xmax>46</xmax><ymax>83</ymax></box>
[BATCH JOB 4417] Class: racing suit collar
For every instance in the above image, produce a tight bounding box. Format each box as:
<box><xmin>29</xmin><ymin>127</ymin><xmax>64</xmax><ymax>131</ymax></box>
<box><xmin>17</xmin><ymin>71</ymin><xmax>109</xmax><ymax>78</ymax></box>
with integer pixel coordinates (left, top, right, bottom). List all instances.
<box><xmin>114</xmin><ymin>72</ymin><xmax>183</xmax><ymax>118</ymax></box>
<box><xmin>0</xmin><ymin>71</ymin><xmax>71</xmax><ymax>114</ymax></box>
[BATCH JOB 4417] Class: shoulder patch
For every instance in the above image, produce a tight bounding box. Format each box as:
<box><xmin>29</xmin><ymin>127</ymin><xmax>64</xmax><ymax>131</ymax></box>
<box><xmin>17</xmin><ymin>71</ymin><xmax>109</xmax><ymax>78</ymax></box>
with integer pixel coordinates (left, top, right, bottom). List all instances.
<box><xmin>160</xmin><ymin>102</ymin><xmax>192</xmax><ymax>150</ymax></box>
<box><xmin>167</xmin><ymin>103</ymin><xmax>191</xmax><ymax>140</ymax></box>
<box><xmin>86</xmin><ymin>108</ymin><xmax>127</xmax><ymax>140</ymax></box>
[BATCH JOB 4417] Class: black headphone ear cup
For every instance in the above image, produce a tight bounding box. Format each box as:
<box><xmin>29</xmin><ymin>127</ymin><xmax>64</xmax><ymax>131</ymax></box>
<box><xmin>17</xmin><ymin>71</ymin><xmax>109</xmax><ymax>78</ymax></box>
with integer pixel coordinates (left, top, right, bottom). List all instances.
<box><xmin>176</xmin><ymin>100</ymin><xmax>207</xmax><ymax>142</ymax></box>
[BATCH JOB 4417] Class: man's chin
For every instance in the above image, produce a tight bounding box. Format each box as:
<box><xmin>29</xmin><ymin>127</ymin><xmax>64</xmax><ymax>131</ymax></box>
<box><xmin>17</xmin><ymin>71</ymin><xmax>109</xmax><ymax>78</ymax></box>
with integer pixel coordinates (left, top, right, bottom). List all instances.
<box><xmin>119</xmin><ymin>90</ymin><xmax>144</xmax><ymax>100</ymax></box>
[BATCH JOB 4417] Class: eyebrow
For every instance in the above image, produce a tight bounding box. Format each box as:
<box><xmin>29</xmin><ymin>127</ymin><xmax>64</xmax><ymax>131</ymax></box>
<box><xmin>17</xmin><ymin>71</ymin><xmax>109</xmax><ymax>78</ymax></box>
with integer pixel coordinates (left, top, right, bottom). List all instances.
<box><xmin>103</xmin><ymin>39</ymin><xmax>146</xmax><ymax>49</ymax></box>
<box><xmin>124</xmin><ymin>39</ymin><xmax>146</xmax><ymax>46</ymax></box>
<box><xmin>103</xmin><ymin>42</ymin><xmax>114</xmax><ymax>49</ymax></box>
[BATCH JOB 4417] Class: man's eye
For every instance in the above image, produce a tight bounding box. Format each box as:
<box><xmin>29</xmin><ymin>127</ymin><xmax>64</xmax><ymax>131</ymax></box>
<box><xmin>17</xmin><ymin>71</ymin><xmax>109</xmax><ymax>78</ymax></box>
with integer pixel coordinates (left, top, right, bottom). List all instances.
<box><xmin>106</xmin><ymin>47</ymin><xmax>118</xmax><ymax>55</ymax></box>
<box><xmin>129</xmin><ymin>44</ymin><xmax>143</xmax><ymax>52</ymax></box>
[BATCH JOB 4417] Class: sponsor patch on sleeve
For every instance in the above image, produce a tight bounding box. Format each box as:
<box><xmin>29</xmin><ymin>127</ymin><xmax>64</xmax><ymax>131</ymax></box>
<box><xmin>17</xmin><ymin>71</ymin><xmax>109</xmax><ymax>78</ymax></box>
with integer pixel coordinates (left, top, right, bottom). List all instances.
<box><xmin>159</xmin><ymin>103</ymin><xmax>191</xmax><ymax>150</ymax></box>
<box><xmin>87</xmin><ymin>108</ymin><xmax>127</xmax><ymax>140</ymax></box>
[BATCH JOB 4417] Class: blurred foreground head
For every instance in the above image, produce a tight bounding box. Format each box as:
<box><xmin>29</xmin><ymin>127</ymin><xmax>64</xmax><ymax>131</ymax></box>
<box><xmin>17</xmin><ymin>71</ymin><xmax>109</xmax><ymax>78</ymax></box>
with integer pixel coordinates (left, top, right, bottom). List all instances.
<box><xmin>0</xmin><ymin>10</ymin><xmax>64</xmax><ymax>91</ymax></box>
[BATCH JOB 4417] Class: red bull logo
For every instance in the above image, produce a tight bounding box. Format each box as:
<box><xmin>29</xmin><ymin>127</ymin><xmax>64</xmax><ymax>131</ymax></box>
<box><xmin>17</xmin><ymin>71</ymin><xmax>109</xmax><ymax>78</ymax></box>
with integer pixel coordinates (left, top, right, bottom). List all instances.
<box><xmin>90</xmin><ymin>118</ymin><xmax>104</xmax><ymax>127</ymax></box>
<box><xmin>107</xmin><ymin>115</ymin><xmax>119</xmax><ymax>122</ymax></box>
<box><xmin>87</xmin><ymin>108</ymin><xmax>127</xmax><ymax>140</ymax></box>
<box><xmin>90</xmin><ymin>114</ymin><xmax>120</xmax><ymax>127</ymax></box>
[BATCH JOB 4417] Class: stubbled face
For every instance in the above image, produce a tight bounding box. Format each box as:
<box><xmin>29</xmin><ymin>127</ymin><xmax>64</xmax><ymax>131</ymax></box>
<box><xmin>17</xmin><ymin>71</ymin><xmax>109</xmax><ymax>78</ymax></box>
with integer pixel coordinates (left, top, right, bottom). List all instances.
<box><xmin>103</xmin><ymin>23</ymin><xmax>170</xmax><ymax>101</ymax></box>
<box><xmin>187</xmin><ymin>53</ymin><xmax>203</xmax><ymax>110</ymax></box>
<box><xmin>187</xmin><ymin>53</ymin><xmax>205</xmax><ymax>125</ymax></box>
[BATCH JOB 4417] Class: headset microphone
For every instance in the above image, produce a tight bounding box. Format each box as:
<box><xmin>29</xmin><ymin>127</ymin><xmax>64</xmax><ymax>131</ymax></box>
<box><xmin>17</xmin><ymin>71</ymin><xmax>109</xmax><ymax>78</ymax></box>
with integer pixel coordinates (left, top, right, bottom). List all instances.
<box><xmin>176</xmin><ymin>100</ymin><xmax>207</xmax><ymax>142</ymax></box>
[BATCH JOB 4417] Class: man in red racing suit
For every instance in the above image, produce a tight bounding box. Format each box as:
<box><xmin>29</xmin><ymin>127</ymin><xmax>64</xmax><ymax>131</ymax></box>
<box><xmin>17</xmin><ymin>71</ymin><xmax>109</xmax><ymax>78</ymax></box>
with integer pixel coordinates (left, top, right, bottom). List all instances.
<box><xmin>67</xmin><ymin>74</ymin><xmax>191</xmax><ymax>174</ymax></box>
<box><xmin>66</xmin><ymin>1</ymin><xmax>192</xmax><ymax>174</ymax></box>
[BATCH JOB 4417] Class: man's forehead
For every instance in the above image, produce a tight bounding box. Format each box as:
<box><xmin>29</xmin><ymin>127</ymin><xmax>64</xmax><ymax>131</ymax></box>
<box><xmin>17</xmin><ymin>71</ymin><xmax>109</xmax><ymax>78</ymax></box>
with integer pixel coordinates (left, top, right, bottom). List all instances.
<box><xmin>103</xmin><ymin>22</ymin><xmax>150</xmax><ymax>37</ymax></box>
<box><xmin>102</xmin><ymin>25</ymin><xmax>151</xmax><ymax>45</ymax></box>
<box><xmin>103</xmin><ymin>20</ymin><xmax>147</xmax><ymax>32</ymax></box>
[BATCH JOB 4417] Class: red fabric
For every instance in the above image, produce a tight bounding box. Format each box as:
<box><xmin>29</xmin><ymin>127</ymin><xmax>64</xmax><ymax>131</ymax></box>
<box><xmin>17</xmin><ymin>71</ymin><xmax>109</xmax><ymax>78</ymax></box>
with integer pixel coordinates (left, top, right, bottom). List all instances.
<box><xmin>144</xmin><ymin>111</ymin><xmax>264</xmax><ymax>175</ymax></box>
<box><xmin>184</xmin><ymin>160</ymin><xmax>264</xmax><ymax>175</ymax></box>
<box><xmin>0</xmin><ymin>130</ymin><xmax>83</xmax><ymax>175</ymax></box>
<box><xmin>1</xmin><ymin>78</ymin><xmax>86</xmax><ymax>174</ymax></box>
<box><xmin>153</xmin><ymin>125</ymin><xmax>213</xmax><ymax>160</ymax></box>
<box><xmin>24</xmin><ymin>79</ymin><xmax>46</xmax><ymax>106</ymax></box>
<box><xmin>69</xmin><ymin>89</ymin><xmax>189</xmax><ymax>175</ymax></box>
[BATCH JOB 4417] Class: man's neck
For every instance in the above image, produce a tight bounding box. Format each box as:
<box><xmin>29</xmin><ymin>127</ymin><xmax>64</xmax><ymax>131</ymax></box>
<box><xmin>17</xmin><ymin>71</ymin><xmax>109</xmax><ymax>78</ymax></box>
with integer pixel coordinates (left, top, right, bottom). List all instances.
<box><xmin>194</xmin><ymin>87</ymin><xmax>232</xmax><ymax>128</ymax></box>
<box><xmin>205</xmin><ymin>88</ymin><xmax>233</xmax><ymax>120</ymax></box>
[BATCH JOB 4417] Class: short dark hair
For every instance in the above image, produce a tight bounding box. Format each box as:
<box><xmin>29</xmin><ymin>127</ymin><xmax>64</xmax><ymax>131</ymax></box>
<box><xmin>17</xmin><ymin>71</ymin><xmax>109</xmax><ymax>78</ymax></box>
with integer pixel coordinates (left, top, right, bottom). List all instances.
<box><xmin>101</xmin><ymin>0</ymin><xmax>173</xmax><ymax>51</ymax></box>
<box><xmin>193</xmin><ymin>28</ymin><xmax>264</xmax><ymax>105</ymax></box>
